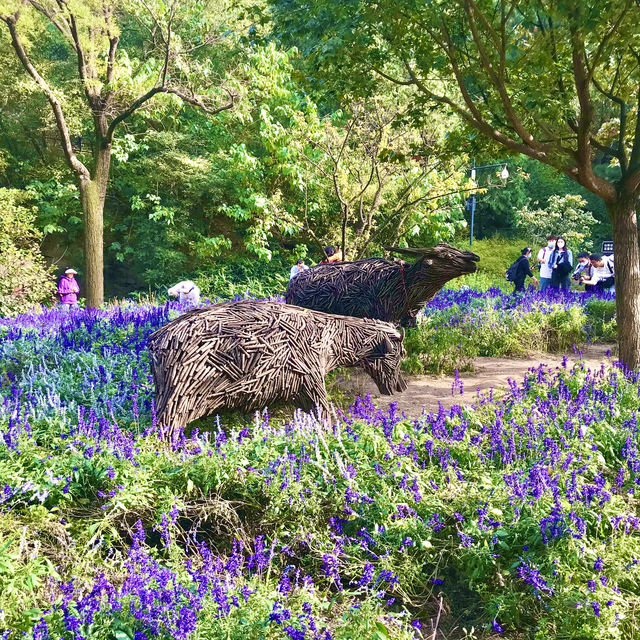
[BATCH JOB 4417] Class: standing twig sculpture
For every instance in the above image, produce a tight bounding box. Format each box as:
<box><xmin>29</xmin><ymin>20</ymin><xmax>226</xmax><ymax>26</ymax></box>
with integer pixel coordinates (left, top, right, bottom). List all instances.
<box><xmin>148</xmin><ymin>300</ymin><xmax>406</xmax><ymax>433</ymax></box>
<box><xmin>286</xmin><ymin>243</ymin><xmax>479</xmax><ymax>326</ymax></box>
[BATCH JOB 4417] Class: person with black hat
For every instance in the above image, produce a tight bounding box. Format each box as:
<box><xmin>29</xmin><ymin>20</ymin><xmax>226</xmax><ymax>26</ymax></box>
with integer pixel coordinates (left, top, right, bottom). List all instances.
<box><xmin>319</xmin><ymin>246</ymin><xmax>343</xmax><ymax>264</ymax></box>
<box><xmin>508</xmin><ymin>248</ymin><xmax>538</xmax><ymax>293</ymax></box>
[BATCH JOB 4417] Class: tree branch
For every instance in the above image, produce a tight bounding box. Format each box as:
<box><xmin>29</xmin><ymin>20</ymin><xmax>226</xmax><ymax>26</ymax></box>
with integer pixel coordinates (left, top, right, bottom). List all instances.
<box><xmin>590</xmin><ymin>67</ymin><xmax>628</xmax><ymax>173</ymax></box>
<box><xmin>588</xmin><ymin>0</ymin><xmax>632</xmax><ymax>76</ymax></box>
<box><xmin>570</xmin><ymin>23</ymin><xmax>612</xmax><ymax>197</ymax></box>
<box><xmin>625</xmin><ymin>47</ymin><xmax>640</xmax><ymax>182</ymax></box>
<box><xmin>106</xmin><ymin>86</ymin><xmax>236</xmax><ymax>143</ymax></box>
<box><xmin>1</xmin><ymin>14</ymin><xmax>89</xmax><ymax>180</ymax></box>
<box><xmin>463</xmin><ymin>0</ymin><xmax>543</xmax><ymax>150</ymax></box>
<box><xmin>27</xmin><ymin>0</ymin><xmax>71</xmax><ymax>42</ymax></box>
<box><xmin>103</xmin><ymin>3</ymin><xmax>119</xmax><ymax>88</ymax></box>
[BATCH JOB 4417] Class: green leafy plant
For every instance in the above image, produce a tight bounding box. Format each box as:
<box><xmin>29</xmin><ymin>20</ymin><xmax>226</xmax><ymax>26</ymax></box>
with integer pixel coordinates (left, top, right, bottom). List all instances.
<box><xmin>515</xmin><ymin>195</ymin><xmax>597</xmax><ymax>250</ymax></box>
<box><xmin>0</xmin><ymin>188</ymin><xmax>55</xmax><ymax>316</ymax></box>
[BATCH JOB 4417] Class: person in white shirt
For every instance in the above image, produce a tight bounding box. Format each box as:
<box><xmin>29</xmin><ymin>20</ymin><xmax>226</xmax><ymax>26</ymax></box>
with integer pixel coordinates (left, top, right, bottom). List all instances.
<box><xmin>537</xmin><ymin>235</ymin><xmax>556</xmax><ymax>292</ymax></box>
<box><xmin>168</xmin><ymin>280</ymin><xmax>201</xmax><ymax>305</ymax></box>
<box><xmin>581</xmin><ymin>253</ymin><xmax>615</xmax><ymax>291</ymax></box>
<box><xmin>572</xmin><ymin>252</ymin><xmax>595</xmax><ymax>291</ymax></box>
<box><xmin>289</xmin><ymin>259</ymin><xmax>309</xmax><ymax>280</ymax></box>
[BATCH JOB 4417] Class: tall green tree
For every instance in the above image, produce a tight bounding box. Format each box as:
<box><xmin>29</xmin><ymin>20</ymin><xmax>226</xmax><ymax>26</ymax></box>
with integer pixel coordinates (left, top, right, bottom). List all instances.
<box><xmin>0</xmin><ymin>0</ymin><xmax>237</xmax><ymax>306</ymax></box>
<box><xmin>272</xmin><ymin>0</ymin><xmax>640</xmax><ymax>367</ymax></box>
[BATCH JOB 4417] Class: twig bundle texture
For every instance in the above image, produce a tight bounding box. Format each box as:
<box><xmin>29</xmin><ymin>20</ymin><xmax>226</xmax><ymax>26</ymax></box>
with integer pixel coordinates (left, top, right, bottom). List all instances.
<box><xmin>286</xmin><ymin>243</ymin><xmax>479</xmax><ymax>325</ymax></box>
<box><xmin>149</xmin><ymin>299</ymin><xmax>406</xmax><ymax>430</ymax></box>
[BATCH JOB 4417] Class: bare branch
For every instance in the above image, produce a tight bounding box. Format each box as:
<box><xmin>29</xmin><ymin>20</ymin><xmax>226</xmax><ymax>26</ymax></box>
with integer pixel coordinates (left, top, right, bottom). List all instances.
<box><xmin>106</xmin><ymin>86</ymin><xmax>236</xmax><ymax>142</ymax></box>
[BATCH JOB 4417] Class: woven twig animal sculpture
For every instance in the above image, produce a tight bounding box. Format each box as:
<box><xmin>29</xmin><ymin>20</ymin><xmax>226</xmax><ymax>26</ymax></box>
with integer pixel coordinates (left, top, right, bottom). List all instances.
<box><xmin>148</xmin><ymin>299</ymin><xmax>406</xmax><ymax>431</ymax></box>
<box><xmin>286</xmin><ymin>243</ymin><xmax>479</xmax><ymax>326</ymax></box>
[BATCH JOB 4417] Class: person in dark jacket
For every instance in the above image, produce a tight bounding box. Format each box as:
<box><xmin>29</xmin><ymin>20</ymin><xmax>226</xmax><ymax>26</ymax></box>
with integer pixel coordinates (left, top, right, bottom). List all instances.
<box><xmin>513</xmin><ymin>248</ymin><xmax>538</xmax><ymax>293</ymax></box>
<box><xmin>548</xmin><ymin>236</ymin><xmax>573</xmax><ymax>290</ymax></box>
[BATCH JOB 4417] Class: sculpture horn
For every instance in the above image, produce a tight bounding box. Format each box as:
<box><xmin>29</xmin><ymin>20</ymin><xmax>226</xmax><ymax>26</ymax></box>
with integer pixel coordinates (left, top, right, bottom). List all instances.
<box><xmin>383</xmin><ymin>246</ymin><xmax>426</xmax><ymax>256</ymax></box>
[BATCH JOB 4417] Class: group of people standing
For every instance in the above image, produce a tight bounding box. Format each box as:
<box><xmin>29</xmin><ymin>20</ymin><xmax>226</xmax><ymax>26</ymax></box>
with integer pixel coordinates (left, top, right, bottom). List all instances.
<box><xmin>512</xmin><ymin>235</ymin><xmax>615</xmax><ymax>293</ymax></box>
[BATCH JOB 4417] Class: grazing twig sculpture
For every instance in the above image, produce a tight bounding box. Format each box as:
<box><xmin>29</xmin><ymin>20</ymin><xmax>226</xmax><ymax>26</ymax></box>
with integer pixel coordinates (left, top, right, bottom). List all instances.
<box><xmin>148</xmin><ymin>300</ymin><xmax>406</xmax><ymax>432</ymax></box>
<box><xmin>286</xmin><ymin>243</ymin><xmax>479</xmax><ymax>326</ymax></box>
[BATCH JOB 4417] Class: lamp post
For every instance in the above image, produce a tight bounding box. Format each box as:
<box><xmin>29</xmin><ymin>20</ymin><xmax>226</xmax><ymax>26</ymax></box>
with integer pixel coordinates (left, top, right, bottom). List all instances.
<box><xmin>466</xmin><ymin>162</ymin><xmax>509</xmax><ymax>247</ymax></box>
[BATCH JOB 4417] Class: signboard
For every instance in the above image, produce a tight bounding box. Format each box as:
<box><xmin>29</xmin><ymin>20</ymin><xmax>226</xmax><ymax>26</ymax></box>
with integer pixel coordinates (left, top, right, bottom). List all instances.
<box><xmin>601</xmin><ymin>241</ymin><xmax>614</xmax><ymax>255</ymax></box>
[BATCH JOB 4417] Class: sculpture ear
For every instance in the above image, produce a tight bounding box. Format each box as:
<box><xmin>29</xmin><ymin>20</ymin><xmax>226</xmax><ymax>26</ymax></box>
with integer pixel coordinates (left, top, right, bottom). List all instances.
<box><xmin>381</xmin><ymin>335</ymin><xmax>394</xmax><ymax>353</ymax></box>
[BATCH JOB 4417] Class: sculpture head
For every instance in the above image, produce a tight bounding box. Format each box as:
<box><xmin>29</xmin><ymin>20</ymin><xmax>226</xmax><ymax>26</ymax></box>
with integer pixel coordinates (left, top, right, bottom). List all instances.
<box><xmin>385</xmin><ymin>242</ymin><xmax>480</xmax><ymax>277</ymax></box>
<box><xmin>359</xmin><ymin>327</ymin><xmax>407</xmax><ymax>395</ymax></box>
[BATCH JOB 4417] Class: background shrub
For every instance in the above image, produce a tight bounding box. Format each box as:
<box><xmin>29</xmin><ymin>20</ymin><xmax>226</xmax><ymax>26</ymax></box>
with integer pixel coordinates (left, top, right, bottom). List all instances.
<box><xmin>455</xmin><ymin>236</ymin><xmax>529</xmax><ymax>281</ymax></box>
<box><xmin>0</xmin><ymin>188</ymin><xmax>55</xmax><ymax>316</ymax></box>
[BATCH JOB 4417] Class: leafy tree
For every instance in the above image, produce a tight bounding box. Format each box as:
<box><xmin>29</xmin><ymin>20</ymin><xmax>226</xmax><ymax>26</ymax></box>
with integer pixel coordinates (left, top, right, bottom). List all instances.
<box><xmin>296</xmin><ymin>99</ymin><xmax>468</xmax><ymax>259</ymax></box>
<box><xmin>474</xmin><ymin>155</ymin><xmax>613</xmax><ymax>242</ymax></box>
<box><xmin>0</xmin><ymin>188</ymin><xmax>55</xmax><ymax>315</ymax></box>
<box><xmin>106</xmin><ymin>44</ymin><xmax>468</xmax><ymax>283</ymax></box>
<box><xmin>515</xmin><ymin>194</ymin><xmax>596</xmax><ymax>250</ymax></box>
<box><xmin>231</xmin><ymin>46</ymin><xmax>469</xmax><ymax>260</ymax></box>
<box><xmin>271</xmin><ymin>0</ymin><xmax>640</xmax><ymax>367</ymax></box>
<box><xmin>0</xmin><ymin>0</ymin><xmax>238</xmax><ymax>306</ymax></box>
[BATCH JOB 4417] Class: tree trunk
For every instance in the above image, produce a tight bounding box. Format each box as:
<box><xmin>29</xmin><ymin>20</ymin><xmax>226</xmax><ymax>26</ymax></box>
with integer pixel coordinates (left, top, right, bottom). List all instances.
<box><xmin>78</xmin><ymin>144</ymin><xmax>111</xmax><ymax>308</ymax></box>
<box><xmin>341</xmin><ymin>206</ymin><xmax>348</xmax><ymax>261</ymax></box>
<box><xmin>79</xmin><ymin>178</ymin><xmax>104</xmax><ymax>308</ymax></box>
<box><xmin>608</xmin><ymin>197</ymin><xmax>640</xmax><ymax>369</ymax></box>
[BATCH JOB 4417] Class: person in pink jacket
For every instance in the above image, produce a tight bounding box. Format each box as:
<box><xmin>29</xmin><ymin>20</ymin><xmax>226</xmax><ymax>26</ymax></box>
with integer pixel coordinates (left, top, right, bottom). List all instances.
<box><xmin>57</xmin><ymin>268</ymin><xmax>80</xmax><ymax>310</ymax></box>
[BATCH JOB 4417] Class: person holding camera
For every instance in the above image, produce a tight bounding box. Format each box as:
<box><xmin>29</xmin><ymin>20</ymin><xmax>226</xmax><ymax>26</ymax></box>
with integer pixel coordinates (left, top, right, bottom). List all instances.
<box><xmin>572</xmin><ymin>252</ymin><xmax>595</xmax><ymax>291</ymax></box>
<box><xmin>290</xmin><ymin>258</ymin><xmax>309</xmax><ymax>280</ymax></box>
<box><xmin>580</xmin><ymin>253</ymin><xmax>615</xmax><ymax>292</ymax></box>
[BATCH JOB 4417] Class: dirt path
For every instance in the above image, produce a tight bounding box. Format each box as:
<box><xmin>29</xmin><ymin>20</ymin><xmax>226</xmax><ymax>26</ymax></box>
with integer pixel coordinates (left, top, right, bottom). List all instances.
<box><xmin>335</xmin><ymin>343</ymin><xmax>615</xmax><ymax>417</ymax></box>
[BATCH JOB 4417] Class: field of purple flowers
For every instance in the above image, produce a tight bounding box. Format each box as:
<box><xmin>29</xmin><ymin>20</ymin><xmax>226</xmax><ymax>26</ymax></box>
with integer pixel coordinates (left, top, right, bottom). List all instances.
<box><xmin>1</xmin><ymin>290</ymin><xmax>638</xmax><ymax>640</ymax></box>
<box><xmin>405</xmin><ymin>287</ymin><xmax>617</xmax><ymax>373</ymax></box>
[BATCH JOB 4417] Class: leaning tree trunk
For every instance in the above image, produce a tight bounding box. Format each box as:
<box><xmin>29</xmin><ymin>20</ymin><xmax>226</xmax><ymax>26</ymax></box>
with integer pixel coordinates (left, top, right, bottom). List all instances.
<box><xmin>609</xmin><ymin>197</ymin><xmax>640</xmax><ymax>369</ymax></box>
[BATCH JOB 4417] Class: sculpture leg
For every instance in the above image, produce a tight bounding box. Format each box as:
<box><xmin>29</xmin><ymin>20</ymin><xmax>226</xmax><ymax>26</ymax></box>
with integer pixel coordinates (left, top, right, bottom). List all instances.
<box><xmin>296</xmin><ymin>383</ymin><xmax>330</xmax><ymax>422</ymax></box>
